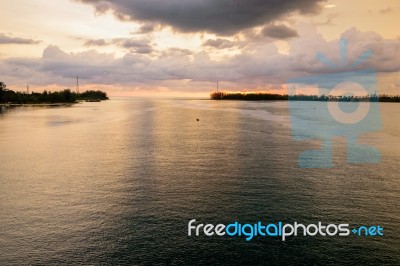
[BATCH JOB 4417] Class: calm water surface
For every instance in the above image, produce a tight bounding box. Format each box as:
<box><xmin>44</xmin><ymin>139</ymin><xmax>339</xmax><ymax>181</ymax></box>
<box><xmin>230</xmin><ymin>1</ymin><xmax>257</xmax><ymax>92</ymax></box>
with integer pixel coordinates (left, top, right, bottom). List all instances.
<box><xmin>0</xmin><ymin>98</ymin><xmax>399</xmax><ymax>265</ymax></box>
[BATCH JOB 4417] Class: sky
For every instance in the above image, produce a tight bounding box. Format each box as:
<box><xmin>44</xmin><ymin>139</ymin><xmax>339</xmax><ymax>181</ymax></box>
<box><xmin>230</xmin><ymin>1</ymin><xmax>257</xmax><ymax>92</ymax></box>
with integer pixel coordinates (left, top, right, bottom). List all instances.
<box><xmin>0</xmin><ymin>0</ymin><xmax>399</xmax><ymax>96</ymax></box>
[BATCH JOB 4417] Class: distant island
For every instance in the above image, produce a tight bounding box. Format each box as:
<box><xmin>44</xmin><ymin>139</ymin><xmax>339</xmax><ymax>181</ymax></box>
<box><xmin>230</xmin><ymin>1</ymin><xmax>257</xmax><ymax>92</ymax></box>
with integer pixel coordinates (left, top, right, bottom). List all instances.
<box><xmin>210</xmin><ymin>92</ymin><xmax>400</xmax><ymax>102</ymax></box>
<box><xmin>0</xmin><ymin>82</ymin><xmax>108</xmax><ymax>105</ymax></box>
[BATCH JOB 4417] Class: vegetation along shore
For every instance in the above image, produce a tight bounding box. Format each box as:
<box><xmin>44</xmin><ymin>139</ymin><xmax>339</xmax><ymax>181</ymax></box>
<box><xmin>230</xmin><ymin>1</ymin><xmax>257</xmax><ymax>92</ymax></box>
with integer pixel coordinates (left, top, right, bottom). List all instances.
<box><xmin>0</xmin><ymin>82</ymin><xmax>108</xmax><ymax>106</ymax></box>
<box><xmin>210</xmin><ymin>92</ymin><xmax>400</xmax><ymax>102</ymax></box>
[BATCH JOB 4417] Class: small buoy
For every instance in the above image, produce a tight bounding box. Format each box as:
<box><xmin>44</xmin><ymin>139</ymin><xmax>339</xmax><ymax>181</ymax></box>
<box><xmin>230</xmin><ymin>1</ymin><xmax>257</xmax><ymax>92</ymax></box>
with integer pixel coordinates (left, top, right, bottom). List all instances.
<box><xmin>196</xmin><ymin>118</ymin><xmax>200</xmax><ymax>121</ymax></box>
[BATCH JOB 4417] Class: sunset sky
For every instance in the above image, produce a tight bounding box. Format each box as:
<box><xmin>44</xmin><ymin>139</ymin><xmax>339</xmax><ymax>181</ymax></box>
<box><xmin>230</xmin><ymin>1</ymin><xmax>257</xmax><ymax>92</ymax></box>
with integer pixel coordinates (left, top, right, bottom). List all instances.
<box><xmin>0</xmin><ymin>0</ymin><xmax>399</xmax><ymax>96</ymax></box>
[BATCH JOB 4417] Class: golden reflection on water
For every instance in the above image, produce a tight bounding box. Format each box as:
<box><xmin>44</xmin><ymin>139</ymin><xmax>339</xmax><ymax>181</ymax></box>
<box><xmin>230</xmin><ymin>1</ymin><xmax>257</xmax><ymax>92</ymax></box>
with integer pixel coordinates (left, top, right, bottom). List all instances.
<box><xmin>0</xmin><ymin>99</ymin><xmax>399</xmax><ymax>264</ymax></box>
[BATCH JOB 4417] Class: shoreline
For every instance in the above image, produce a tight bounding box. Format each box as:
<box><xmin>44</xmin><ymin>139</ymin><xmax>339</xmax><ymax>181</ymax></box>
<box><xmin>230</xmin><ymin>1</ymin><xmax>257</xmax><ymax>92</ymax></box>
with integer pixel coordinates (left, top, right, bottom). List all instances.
<box><xmin>1</xmin><ymin>103</ymin><xmax>77</xmax><ymax>107</ymax></box>
<box><xmin>0</xmin><ymin>103</ymin><xmax>78</xmax><ymax>113</ymax></box>
<box><xmin>210</xmin><ymin>92</ymin><xmax>400</xmax><ymax>102</ymax></box>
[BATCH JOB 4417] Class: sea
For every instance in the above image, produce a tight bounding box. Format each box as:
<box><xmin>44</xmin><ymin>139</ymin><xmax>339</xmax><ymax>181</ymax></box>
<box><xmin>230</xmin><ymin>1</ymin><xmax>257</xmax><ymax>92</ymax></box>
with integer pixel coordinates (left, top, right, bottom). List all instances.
<box><xmin>0</xmin><ymin>98</ymin><xmax>399</xmax><ymax>265</ymax></box>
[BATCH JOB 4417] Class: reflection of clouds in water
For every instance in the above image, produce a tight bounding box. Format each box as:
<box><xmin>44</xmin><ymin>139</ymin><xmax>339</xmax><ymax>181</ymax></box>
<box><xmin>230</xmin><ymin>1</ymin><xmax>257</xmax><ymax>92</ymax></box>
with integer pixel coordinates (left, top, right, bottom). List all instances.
<box><xmin>174</xmin><ymin>101</ymin><xmax>291</xmax><ymax>126</ymax></box>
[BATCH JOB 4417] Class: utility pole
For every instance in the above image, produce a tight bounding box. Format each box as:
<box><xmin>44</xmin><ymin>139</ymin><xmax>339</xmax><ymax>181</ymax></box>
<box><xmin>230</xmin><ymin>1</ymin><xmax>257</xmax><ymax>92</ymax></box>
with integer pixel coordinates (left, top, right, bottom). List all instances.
<box><xmin>217</xmin><ymin>81</ymin><xmax>219</xmax><ymax>92</ymax></box>
<box><xmin>76</xmin><ymin>76</ymin><xmax>80</xmax><ymax>93</ymax></box>
<box><xmin>27</xmin><ymin>84</ymin><xmax>29</xmax><ymax>94</ymax></box>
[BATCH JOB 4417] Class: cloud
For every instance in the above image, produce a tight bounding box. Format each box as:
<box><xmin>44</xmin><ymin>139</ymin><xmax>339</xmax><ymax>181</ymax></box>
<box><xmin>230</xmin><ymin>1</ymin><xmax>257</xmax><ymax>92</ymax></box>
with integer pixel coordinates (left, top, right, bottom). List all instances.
<box><xmin>0</xmin><ymin>33</ymin><xmax>41</xmax><ymax>45</ymax></box>
<box><xmin>340</xmin><ymin>28</ymin><xmax>400</xmax><ymax>73</ymax></box>
<box><xmin>74</xmin><ymin>0</ymin><xmax>325</xmax><ymax>35</ymax></box>
<box><xmin>83</xmin><ymin>37</ymin><xmax>154</xmax><ymax>54</ymax></box>
<box><xmin>202</xmin><ymin>38</ymin><xmax>236</xmax><ymax>49</ymax></box>
<box><xmin>84</xmin><ymin>39</ymin><xmax>108</xmax><ymax>46</ymax></box>
<box><xmin>2</xmin><ymin>27</ymin><xmax>400</xmax><ymax>94</ymax></box>
<box><xmin>116</xmin><ymin>38</ymin><xmax>153</xmax><ymax>54</ymax></box>
<box><xmin>161</xmin><ymin>47</ymin><xmax>193</xmax><ymax>56</ymax></box>
<box><xmin>39</xmin><ymin>45</ymin><xmax>117</xmax><ymax>80</ymax></box>
<box><xmin>137</xmin><ymin>23</ymin><xmax>156</xmax><ymax>34</ymax></box>
<box><xmin>262</xmin><ymin>24</ymin><xmax>299</xmax><ymax>39</ymax></box>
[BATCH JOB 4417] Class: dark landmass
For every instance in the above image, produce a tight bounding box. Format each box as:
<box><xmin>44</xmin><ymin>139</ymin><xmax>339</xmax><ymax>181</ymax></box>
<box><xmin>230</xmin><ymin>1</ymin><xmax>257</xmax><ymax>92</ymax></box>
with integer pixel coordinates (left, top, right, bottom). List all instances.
<box><xmin>210</xmin><ymin>92</ymin><xmax>400</xmax><ymax>102</ymax></box>
<box><xmin>0</xmin><ymin>82</ymin><xmax>108</xmax><ymax>104</ymax></box>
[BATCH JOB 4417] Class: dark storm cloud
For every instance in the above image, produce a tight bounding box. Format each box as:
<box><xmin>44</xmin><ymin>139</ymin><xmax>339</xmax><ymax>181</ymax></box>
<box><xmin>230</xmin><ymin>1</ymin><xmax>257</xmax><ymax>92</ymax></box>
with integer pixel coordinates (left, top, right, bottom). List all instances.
<box><xmin>262</xmin><ymin>24</ymin><xmax>299</xmax><ymax>39</ymax></box>
<box><xmin>0</xmin><ymin>33</ymin><xmax>41</xmax><ymax>44</ymax></box>
<box><xmin>74</xmin><ymin>0</ymin><xmax>325</xmax><ymax>35</ymax></box>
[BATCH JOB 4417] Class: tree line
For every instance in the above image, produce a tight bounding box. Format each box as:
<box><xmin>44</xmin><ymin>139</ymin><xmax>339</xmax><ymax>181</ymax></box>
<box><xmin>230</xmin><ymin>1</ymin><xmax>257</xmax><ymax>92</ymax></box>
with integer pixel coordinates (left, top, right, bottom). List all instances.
<box><xmin>210</xmin><ymin>91</ymin><xmax>400</xmax><ymax>102</ymax></box>
<box><xmin>0</xmin><ymin>82</ymin><xmax>108</xmax><ymax>104</ymax></box>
